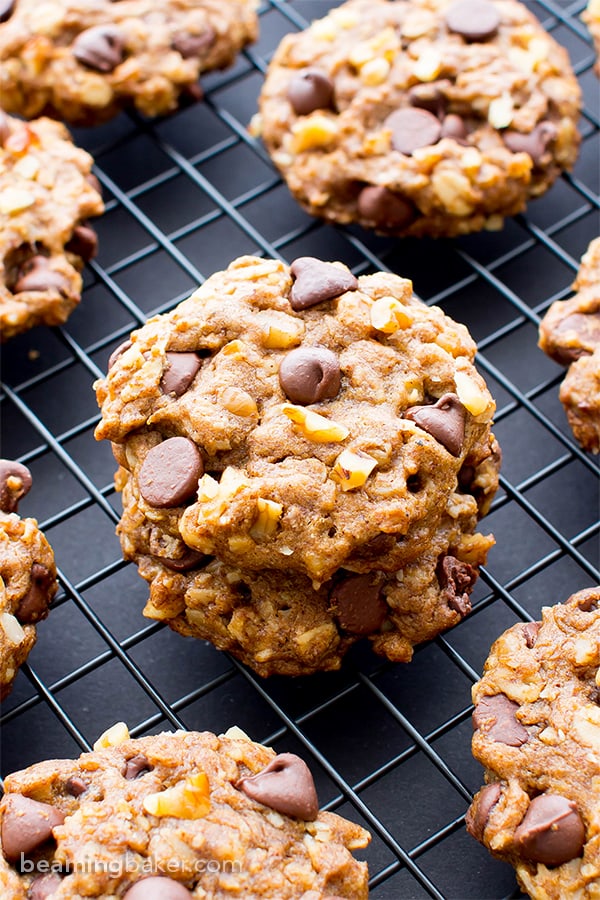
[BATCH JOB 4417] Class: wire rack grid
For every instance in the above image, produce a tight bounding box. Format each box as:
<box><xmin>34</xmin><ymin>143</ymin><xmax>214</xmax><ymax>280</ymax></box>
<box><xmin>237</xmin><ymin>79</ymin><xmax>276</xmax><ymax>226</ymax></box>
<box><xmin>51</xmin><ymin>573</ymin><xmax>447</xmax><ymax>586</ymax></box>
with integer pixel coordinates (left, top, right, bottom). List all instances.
<box><xmin>0</xmin><ymin>0</ymin><xmax>599</xmax><ymax>897</ymax></box>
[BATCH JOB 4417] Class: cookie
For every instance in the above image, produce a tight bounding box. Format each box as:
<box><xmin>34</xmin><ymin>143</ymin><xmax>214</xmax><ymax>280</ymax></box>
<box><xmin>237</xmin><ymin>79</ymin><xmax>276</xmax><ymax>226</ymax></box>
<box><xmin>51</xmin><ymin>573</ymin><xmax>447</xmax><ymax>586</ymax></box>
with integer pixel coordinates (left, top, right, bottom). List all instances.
<box><xmin>0</xmin><ymin>460</ymin><xmax>58</xmax><ymax>700</ymax></box>
<box><xmin>0</xmin><ymin>723</ymin><xmax>370</xmax><ymax>898</ymax></box>
<box><xmin>538</xmin><ymin>236</ymin><xmax>600</xmax><ymax>453</ymax></box>
<box><xmin>583</xmin><ymin>0</ymin><xmax>600</xmax><ymax>75</ymax></box>
<box><xmin>0</xmin><ymin>0</ymin><xmax>259</xmax><ymax>125</ymax></box>
<box><xmin>94</xmin><ymin>254</ymin><xmax>500</xmax><ymax>676</ymax></box>
<box><xmin>0</xmin><ymin>111</ymin><xmax>104</xmax><ymax>342</ymax></box>
<box><xmin>466</xmin><ymin>587</ymin><xmax>600</xmax><ymax>900</ymax></box>
<box><xmin>254</xmin><ymin>0</ymin><xmax>581</xmax><ymax>238</ymax></box>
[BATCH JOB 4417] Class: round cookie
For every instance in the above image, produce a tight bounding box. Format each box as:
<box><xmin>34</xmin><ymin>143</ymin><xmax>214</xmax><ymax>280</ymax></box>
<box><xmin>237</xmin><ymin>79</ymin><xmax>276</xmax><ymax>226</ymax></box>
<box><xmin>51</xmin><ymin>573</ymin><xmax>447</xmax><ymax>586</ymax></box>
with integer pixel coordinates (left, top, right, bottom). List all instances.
<box><xmin>583</xmin><ymin>0</ymin><xmax>600</xmax><ymax>76</ymax></box>
<box><xmin>466</xmin><ymin>587</ymin><xmax>600</xmax><ymax>899</ymax></box>
<box><xmin>0</xmin><ymin>460</ymin><xmax>58</xmax><ymax>700</ymax></box>
<box><xmin>94</xmin><ymin>254</ymin><xmax>500</xmax><ymax>676</ymax></box>
<box><xmin>0</xmin><ymin>0</ymin><xmax>259</xmax><ymax>125</ymax></box>
<box><xmin>538</xmin><ymin>236</ymin><xmax>600</xmax><ymax>453</ymax></box>
<box><xmin>255</xmin><ymin>0</ymin><xmax>581</xmax><ymax>238</ymax></box>
<box><xmin>0</xmin><ymin>724</ymin><xmax>370</xmax><ymax>898</ymax></box>
<box><xmin>0</xmin><ymin>111</ymin><xmax>104</xmax><ymax>342</ymax></box>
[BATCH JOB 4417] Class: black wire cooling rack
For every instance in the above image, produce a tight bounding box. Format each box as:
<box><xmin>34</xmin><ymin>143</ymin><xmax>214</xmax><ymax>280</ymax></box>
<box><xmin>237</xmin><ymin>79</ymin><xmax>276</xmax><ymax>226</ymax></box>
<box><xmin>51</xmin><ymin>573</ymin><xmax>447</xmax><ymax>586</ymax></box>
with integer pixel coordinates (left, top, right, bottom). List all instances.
<box><xmin>1</xmin><ymin>1</ymin><xmax>599</xmax><ymax>897</ymax></box>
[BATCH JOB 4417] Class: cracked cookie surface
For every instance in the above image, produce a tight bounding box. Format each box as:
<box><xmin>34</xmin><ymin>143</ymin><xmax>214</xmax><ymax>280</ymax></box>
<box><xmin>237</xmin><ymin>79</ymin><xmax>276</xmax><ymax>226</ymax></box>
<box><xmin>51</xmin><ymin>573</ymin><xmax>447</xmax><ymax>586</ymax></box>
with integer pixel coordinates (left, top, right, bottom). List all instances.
<box><xmin>0</xmin><ymin>0</ymin><xmax>258</xmax><ymax>125</ymax></box>
<box><xmin>94</xmin><ymin>254</ymin><xmax>499</xmax><ymax>676</ymax></box>
<box><xmin>467</xmin><ymin>587</ymin><xmax>600</xmax><ymax>900</ymax></box>
<box><xmin>256</xmin><ymin>0</ymin><xmax>581</xmax><ymax>238</ymax></box>
<box><xmin>0</xmin><ymin>111</ymin><xmax>104</xmax><ymax>342</ymax></box>
<box><xmin>0</xmin><ymin>726</ymin><xmax>370</xmax><ymax>898</ymax></box>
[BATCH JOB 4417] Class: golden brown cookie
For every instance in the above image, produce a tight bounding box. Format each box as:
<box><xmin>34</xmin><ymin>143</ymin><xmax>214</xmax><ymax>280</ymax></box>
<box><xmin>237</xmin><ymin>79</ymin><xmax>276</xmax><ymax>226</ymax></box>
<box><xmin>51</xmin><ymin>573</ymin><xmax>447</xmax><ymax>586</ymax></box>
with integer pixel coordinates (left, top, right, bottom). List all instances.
<box><xmin>583</xmin><ymin>0</ymin><xmax>600</xmax><ymax>75</ymax></box>
<box><xmin>255</xmin><ymin>0</ymin><xmax>581</xmax><ymax>238</ymax></box>
<box><xmin>0</xmin><ymin>724</ymin><xmax>370</xmax><ymax>898</ymax></box>
<box><xmin>94</xmin><ymin>254</ymin><xmax>500</xmax><ymax>676</ymax></box>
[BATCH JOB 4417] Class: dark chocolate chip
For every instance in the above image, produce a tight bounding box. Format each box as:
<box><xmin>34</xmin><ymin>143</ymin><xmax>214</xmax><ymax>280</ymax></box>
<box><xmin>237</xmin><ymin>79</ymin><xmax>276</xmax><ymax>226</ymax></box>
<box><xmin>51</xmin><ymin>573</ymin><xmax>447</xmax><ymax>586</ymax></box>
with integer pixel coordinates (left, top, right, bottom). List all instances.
<box><xmin>123</xmin><ymin>878</ymin><xmax>193</xmax><ymax>900</ymax></box>
<box><xmin>330</xmin><ymin>574</ymin><xmax>387</xmax><ymax>634</ymax></box>
<box><xmin>138</xmin><ymin>437</ymin><xmax>203</xmax><ymax>508</ymax></box>
<box><xmin>405</xmin><ymin>393</ymin><xmax>467</xmax><ymax>456</ymax></box>
<box><xmin>578</xmin><ymin>591</ymin><xmax>600</xmax><ymax>612</ymax></box>
<box><xmin>445</xmin><ymin>0</ymin><xmax>501</xmax><ymax>41</ymax></box>
<box><xmin>0</xmin><ymin>0</ymin><xmax>15</xmax><ymax>23</ymax></box>
<box><xmin>172</xmin><ymin>26</ymin><xmax>216</xmax><ymax>58</ymax></box>
<box><xmin>65</xmin><ymin>776</ymin><xmax>88</xmax><ymax>797</ymax></box>
<box><xmin>472</xmin><ymin>694</ymin><xmax>529</xmax><ymax>747</ymax></box>
<box><xmin>29</xmin><ymin>874</ymin><xmax>63</xmax><ymax>900</ymax></box>
<box><xmin>107</xmin><ymin>339</ymin><xmax>132</xmax><ymax>371</ymax></box>
<box><xmin>123</xmin><ymin>754</ymin><xmax>153</xmax><ymax>780</ymax></box>
<box><xmin>466</xmin><ymin>782</ymin><xmax>502</xmax><ymax>842</ymax></box>
<box><xmin>551</xmin><ymin>312</ymin><xmax>600</xmax><ymax>364</ymax></box>
<box><xmin>522</xmin><ymin>621</ymin><xmax>540</xmax><ymax>648</ymax></box>
<box><xmin>1</xmin><ymin>795</ymin><xmax>65</xmax><ymax>862</ymax></box>
<box><xmin>65</xmin><ymin>223</ymin><xmax>98</xmax><ymax>262</ymax></box>
<box><xmin>441</xmin><ymin>114</ymin><xmax>468</xmax><ymax>141</ymax></box>
<box><xmin>278</xmin><ymin>347</ymin><xmax>341</xmax><ymax>405</ymax></box>
<box><xmin>73</xmin><ymin>25</ymin><xmax>125</xmax><ymax>73</ymax></box>
<box><xmin>160</xmin><ymin>352</ymin><xmax>202</xmax><ymax>397</ymax></box>
<box><xmin>514</xmin><ymin>794</ymin><xmax>585</xmax><ymax>866</ymax></box>
<box><xmin>408</xmin><ymin>81</ymin><xmax>450</xmax><ymax>117</ymax></box>
<box><xmin>158</xmin><ymin>549</ymin><xmax>207</xmax><ymax>572</ymax></box>
<box><xmin>437</xmin><ymin>554</ymin><xmax>476</xmax><ymax>615</ymax></box>
<box><xmin>0</xmin><ymin>108</ymin><xmax>10</xmax><ymax>146</ymax></box>
<box><xmin>287</xmin><ymin>68</ymin><xmax>334</xmax><ymax>116</ymax></box>
<box><xmin>503</xmin><ymin>121</ymin><xmax>557</xmax><ymax>165</ymax></box>
<box><xmin>13</xmin><ymin>256</ymin><xmax>70</xmax><ymax>295</ymax></box>
<box><xmin>357</xmin><ymin>185</ymin><xmax>416</xmax><ymax>231</ymax></box>
<box><xmin>0</xmin><ymin>459</ymin><xmax>32</xmax><ymax>513</ymax></box>
<box><xmin>236</xmin><ymin>753</ymin><xmax>319</xmax><ymax>820</ymax></box>
<box><xmin>289</xmin><ymin>257</ymin><xmax>357</xmax><ymax>311</ymax></box>
<box><xmin>385</xmin><ymin>107</ymin><xmax>443</xmax><ymax>156</ymax></box>
<box><xmin>15</xmin><ymin>563</ymin><xmax>54</xmax><ymax>624</ymax></box>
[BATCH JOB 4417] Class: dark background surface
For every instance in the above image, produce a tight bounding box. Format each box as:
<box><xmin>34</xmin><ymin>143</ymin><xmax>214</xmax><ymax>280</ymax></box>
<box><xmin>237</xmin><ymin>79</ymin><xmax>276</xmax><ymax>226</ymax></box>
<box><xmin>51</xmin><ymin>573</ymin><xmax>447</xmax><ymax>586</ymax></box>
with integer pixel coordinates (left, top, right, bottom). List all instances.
<box><xmin>1</xmin><ymin>1</ymin><xmax>599</xmax><ymax>897</ymax></box>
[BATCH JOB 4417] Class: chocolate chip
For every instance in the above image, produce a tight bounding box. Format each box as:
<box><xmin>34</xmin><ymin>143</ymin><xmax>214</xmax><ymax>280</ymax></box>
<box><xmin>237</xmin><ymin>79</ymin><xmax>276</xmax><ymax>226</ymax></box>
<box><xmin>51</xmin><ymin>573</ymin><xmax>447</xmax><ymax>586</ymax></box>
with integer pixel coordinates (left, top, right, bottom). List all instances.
<box><xmin>278</xmin><ymin>347</ymin><xmax>341</xmax><ymax>405</ymax></box>
<box><xmin>514</xmin><ymin>794</ymin><xmax>585</xmax><ymax>866</ymax></box>
<box><xmin>472</xmin><ymin>694</ymin><xmax>529</xmax><ymax>746</ymax></box>
<box><xmin>16</xmin><ymin>563</ymin><xmax>54</xmax><ymax>624</ymax></box>
<box><xmin>73</xmin><ymin>25</ymin><xmax>125</xmax><ymax>73</ymax></box>
<box><xmin>437</xmin><ymin>554</ymin><xmax>476</xmax><ymax>615</ymax></box>
<box><xmin>0</xmin><ymin>109</ymin><xmax>10</xmax><ymax>146</ymax></box>
<box><xmin>0</xmin><ymin>459</ymin><xmax>32</xmax><ymax>513</ymax></box>
<box><xmin>0</xmin><ymin>0</ymin><xmax>15</xmax><ymax>23</ymax></box>
<box><xmin>107</xmin><ymin>339</ymin><xmax>132</xmax><ymax>371</ymax></box>
<box><xmin>357</xmin><ymin>186</ymin><xmax>416</xmax><ymax>231</ymax></box>
<box><xmin>445</xmin><ymin>0</ymin><xmax>501</xmax><ymax>41</ymax></box>
<box><xmin>466</xmin><ymin>782</ymin><xmax>502</xmax><ymax>842</ymax></box>
<box><xmin>138</xmin><ymin>437</ymin><xmax>203</xmax><ymax>508</ymax></box>
<box><xmin>287</xmin><ymin>68</ymin><xmax>334</xmax><ymax>116</ymax></box>
<box><xmin>330</xmin><ymin>574</ymin><xmax>387</xmax><ymax>634</ymax></box>
<box><xmin>441</xmin><ymin>114</ymin><xmax>468</xmax><ymax>141</ymax></box>
<box><xmin>503</xmin><ymin>121</ymin><xmax>557</xmax><ymax>165</ymax></box>
<box><xmin>1</xmin><ymin>795</ymin><xmax>65</xmax><ymax>862</ymax></box>
<box><xmin>522</xmin><ymin>621</ymin><xmax>540</xmax><ymax>648</ymax></box>
<box><xmin>172</xmin><ymin>27</ymin><xmax>216</xmax><ymax>58</ymax></box>
<box><xmin>289</xmin><ymin>257</ymin><xmax>358</xmax><ymax>311</ymax></box>
<box><xmin>237</xmin><ymin>753</ymin><xmax>319</xmax><ymax>820</ymax></box>
<box><xmin>65</xmin><ymin>776</ymin><xmax>88</xmax><ymax>797</ymax></box>
<box><xmin>123</xmin><ymin>877</ymin><xmax>193</xmax><ymax>900</ymax></box>
<box><xmin>385</xmin><ymin>108</ymin><xmax>443</xmax><ymax>156</ymax></box>
<box><xmin>13</xmin><ymin>256</ymin><xmax>70</xmax><ymax>295</ymax></box>
<box><xmin>158</xmin><ymin>549</ymin><xmax>207</xmax><ymax>572</ymax></box>
<box><xmin>578</xmin><ymin>591</ymin><xmax>600</xmax><ymax>612</ymax></box>
<box><xmin>123</xmin><ymin>754</ymin><xmax>153</xmax><ymax>780</ymax></box>
<box><xmin>29</xmin><ymin>874</ymin><xmax>63</xmax><ymax>900</ymax></box>
<box><xmin>551</xmin><ymin>312</ymin><xmax>600</xmax><ymax>364</ymax></box>
<box><xmin>408</xmin><ymin>81</ymin><xmax>450</xmax><ymax>117</ymax></box>
<box><xmin>160</xmin><ymin>352</ymin><xmax>202</xmax><ymax>397</ymax></box>
<box><xmin>405</xmin><ymin>393</ymin><xmax>467</xmax><ymax>456</ymax></box>
<box><xmin>65</xmin><ymin>223</ymin><xmax>98</xmax><ymax>262</ymax></box>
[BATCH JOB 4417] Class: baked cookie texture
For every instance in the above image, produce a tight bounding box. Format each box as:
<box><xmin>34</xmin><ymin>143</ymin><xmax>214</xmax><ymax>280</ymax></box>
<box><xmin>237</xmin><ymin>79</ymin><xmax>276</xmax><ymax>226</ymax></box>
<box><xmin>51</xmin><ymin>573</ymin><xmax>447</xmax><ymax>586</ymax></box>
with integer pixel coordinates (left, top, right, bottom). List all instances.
<box><xmin>0</xmin><ymin>460</ymin><xmax>58</xmax><ymax>701</ymax></box>
<box><xmin>583</xmin><ymin>0</ymin><xmax>600</xmax><ymax>75</ymax></box>
<box><xmin>94</xmin><ymin>254</ymin><xmax>500</xmax><ymax>676</ymax></box>
<box><xmin>538</xmin><ymin>236</ymin><xmax>600</xmax><ymax>453</ymax></box>
<box><xmin>0</xmin><ymin>725</ymin><xmax>370</xmax><ymax>898</ymax></box>
<box><xmin>255</xmin><ymin>0</ymin><xmax>581</xmax><ymax>238</ymax></box>
<box><xmin>0</xmin><ymin>0</ymin><xmax>259</xmax><ymax>125</ymax></box>
<box><xmin>0</xmin><ymin>111</ymin><xmax>104</xmax><ymax>342</ymax></box>
<box><xmin>466</xmin><ymin>587</ymin><xmax>600</xmax><ymax>900</ymax></box>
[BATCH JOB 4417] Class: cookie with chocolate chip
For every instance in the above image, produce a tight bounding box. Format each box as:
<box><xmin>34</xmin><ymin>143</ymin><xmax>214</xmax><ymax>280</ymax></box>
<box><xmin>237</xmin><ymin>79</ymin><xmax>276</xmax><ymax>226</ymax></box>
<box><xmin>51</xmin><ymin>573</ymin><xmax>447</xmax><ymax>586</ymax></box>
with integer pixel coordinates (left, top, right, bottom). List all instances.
<box><xmin>467</xmin><ymin>587</ymin><xmax>600</xmax><ymax>899</ymax></box>
<box><xmin>255</xmin><ymin>0</ymin><xmax>581</xmax><ymax>238</ymax></box>
<box><xmin>538</xmin><ymin>236</ymin><xmax>600</xmax><ymax>453</ymax></box>
<box><xmin>0</xmin><ymin>0</ymin><xmax>258</xmax><ymax>124</ymax></box>
<box><xmin>0</xmin><ymin>112</ymin><xmax>104</xmax><ymax>342</ymax></box>
<box><xmin>94</xmin><ymin>254</ymin><xmax>500</xmax><ymax>676</ymax></box>
<box><xmin>0</xmin><ymin>460</ymin><xmax>58</xmax><ymax>700</ymax></box>
<box><xmin>583</xmin><ymin>0</ymin><xmax>600</xmax><ymax>75</ymax></box>
<box><xmin>0</xmin><ymin>725</ymin><xmax>370</xmax><ymax>898</ymax></box>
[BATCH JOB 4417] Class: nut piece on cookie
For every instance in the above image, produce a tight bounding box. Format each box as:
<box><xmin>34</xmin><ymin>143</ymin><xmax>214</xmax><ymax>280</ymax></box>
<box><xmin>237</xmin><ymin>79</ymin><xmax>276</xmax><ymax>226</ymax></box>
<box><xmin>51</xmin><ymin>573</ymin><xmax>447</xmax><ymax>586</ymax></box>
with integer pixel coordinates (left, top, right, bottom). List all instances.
<box><xmin>0</xmin><ymin>727</ymin><xmax>370</xmax><ymax>898</ymax></box>
<box><xmin>94</xmin><ymin>254</ymin><xmax>500</xmax><ymax>676</ymax></box>
<box><xmin>0</xmin><ymin>111</ymin><xmax>104</xmax><ymax>342</ymax></box>
<box><xmin>0</xmin><ymin>459</ymin><xmax>58</xmax><ymax>700</ymax></box>
<box><xmin>257</xmin><ymin>0</ymin><xmax>581</xmax><ymax>238</ymax></box>
<box><xmin>539</xmin><ymin>236</ymin><xmax>600</xmax><ymax>453</ymax></box>
<box><xmin>466</xmin><ymin>587</ymin><xmax>600</xmax><ymax>898</ymax></box>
